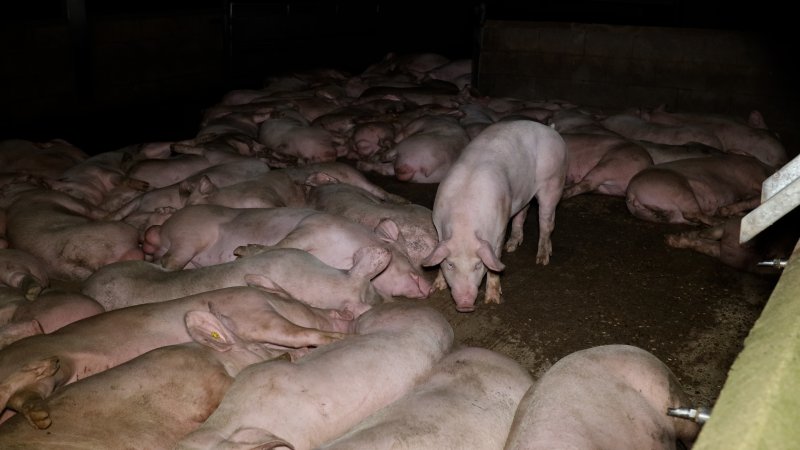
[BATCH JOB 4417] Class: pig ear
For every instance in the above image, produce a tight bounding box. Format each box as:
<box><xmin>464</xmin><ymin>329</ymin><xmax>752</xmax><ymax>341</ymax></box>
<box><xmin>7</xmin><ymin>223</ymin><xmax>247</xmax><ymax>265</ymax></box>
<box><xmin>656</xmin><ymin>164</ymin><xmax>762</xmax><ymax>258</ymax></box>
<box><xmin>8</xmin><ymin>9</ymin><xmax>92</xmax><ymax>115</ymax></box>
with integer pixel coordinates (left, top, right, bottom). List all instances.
<box><xmin>748</xmin><ymin>110</ymin><xmax>768</xmax><ymax>129</ymax></box>
<box><xmin>476</xmin><ymin>239</ymin><xmax>505</xmax><ymax>272</ymax></box>
<box><xmin>374</xmin><ymin>219</ymin><xmax>402</xmax><ymax>243</ymax></box>
<box><xmin>184</xmin><ymin>311</ymin><xmax>238</xmax><ymax>352</ymax></box>
<box><xmin>244</xmin><ymin>274</ymin><xmax>292</xmax><ymax>299</ymax></box>
<box><xmin>226</xmin><ymin>426</ymin><xmax>295</xmax><ymax>450</ymax></box>
<box><xmin>421</xmin><ymin>241</ymin><xmax>450</xmax><ymax>267</ymax></box>
<box><xmin>349</xmin><ymin>246</ymin><xmax>391</xmax><ymax>280</ymax></box>
<box><xmin>304</xmin><ymin>172</ymin><xmax>340</xmax><ymax>187</ymax></box>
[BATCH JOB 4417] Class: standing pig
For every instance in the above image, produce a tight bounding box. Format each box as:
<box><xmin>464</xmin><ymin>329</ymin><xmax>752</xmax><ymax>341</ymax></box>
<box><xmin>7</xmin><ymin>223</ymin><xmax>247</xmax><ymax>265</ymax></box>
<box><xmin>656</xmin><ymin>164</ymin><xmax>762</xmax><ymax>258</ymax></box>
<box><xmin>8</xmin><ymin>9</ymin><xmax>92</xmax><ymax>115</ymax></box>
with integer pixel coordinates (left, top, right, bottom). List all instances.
<box><xmin>422</xmin><ymin>120</ymin><xmax>567</xmax><ymax>311</ymax></box>
<box><xmin>318</xmin><ymin>346</ymin><xmax>534</xmax><ymax>450</ymax></box>
<box><xmin>503</xmin><ymin>344</ymin><xmax>700</xmax><ymax>449</ymax></box>
<box><xmin>0</xmin><ymin>286</ymin><xmax>353</xmax><ymax>428</ymax></box>
<box><xmin>173</xmin><ymin>302</ymin><xmax>454</xmax><ymax>450</ymax></box>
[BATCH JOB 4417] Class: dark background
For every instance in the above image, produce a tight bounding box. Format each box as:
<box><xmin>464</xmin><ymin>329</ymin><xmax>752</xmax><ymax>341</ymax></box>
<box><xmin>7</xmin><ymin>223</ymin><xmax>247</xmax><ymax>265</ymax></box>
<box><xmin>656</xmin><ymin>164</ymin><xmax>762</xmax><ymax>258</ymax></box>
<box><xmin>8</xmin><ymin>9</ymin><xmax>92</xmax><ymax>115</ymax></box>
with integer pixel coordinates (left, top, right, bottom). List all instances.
<box><xmin>1</xmin><ymin>0</ymin><xmax>795</xmax><ymax>154</ymax></box>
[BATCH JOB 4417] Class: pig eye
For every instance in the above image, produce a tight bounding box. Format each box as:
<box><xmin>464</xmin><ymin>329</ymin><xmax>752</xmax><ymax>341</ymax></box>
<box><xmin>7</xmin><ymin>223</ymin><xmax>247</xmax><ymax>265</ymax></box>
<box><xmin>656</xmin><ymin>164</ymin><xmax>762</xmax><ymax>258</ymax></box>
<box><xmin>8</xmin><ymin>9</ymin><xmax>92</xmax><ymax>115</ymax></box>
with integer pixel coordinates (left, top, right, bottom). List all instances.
<box><xmin>474</xmin><ymin>262</ymin><xmax>483</xmax><ymax>271</ymax></box>
<box><xmin>444</xmin><ymin>261</ymin><xmax>455</xmax><ymax>270</ymax></box>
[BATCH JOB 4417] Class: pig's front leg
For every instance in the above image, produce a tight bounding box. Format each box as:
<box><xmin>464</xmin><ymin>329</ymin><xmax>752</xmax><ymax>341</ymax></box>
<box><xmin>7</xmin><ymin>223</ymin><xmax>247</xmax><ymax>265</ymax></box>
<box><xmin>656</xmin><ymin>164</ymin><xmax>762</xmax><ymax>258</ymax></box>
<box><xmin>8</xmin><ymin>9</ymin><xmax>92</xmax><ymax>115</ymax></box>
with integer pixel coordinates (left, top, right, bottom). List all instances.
<box><xmin>7</xmin><ymin>386</ymin><xmax>52</xmax><ymax>429</ymax></box>
<box><xmin>504</xmin><ymin>205</ymin><xmax>529</xmax><ymax>252</ymax></box>
<box><xmin>484</xmin><ymin>271</ymin><xmax>502</xmax><ymax>304</ymax></box>
<box><xmin>432</xmin><ymin>269</ymin><xmax>448</xmax><ymax>291</ymax></box>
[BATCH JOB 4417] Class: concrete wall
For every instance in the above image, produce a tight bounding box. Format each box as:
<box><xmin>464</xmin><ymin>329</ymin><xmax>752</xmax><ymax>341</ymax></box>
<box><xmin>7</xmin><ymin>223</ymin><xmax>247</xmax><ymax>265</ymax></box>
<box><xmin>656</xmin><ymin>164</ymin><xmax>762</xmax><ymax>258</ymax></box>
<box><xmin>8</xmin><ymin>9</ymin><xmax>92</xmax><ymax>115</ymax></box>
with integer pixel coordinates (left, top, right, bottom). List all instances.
<box><xmin>477</xmin><ymin>21</ymin><xmax>799</xmax><ymax>151</ymax></box>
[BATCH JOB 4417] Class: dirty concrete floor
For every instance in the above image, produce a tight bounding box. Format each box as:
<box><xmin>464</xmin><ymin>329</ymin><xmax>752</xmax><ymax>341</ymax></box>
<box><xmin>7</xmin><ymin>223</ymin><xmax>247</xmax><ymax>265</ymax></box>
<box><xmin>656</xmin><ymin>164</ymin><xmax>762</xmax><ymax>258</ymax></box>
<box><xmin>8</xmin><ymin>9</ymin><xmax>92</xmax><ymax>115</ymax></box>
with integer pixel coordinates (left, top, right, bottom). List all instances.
<box><xmin>368</xmin><ymin>173</ymin><xmax>780</xmax><ymax>409</ymax></box>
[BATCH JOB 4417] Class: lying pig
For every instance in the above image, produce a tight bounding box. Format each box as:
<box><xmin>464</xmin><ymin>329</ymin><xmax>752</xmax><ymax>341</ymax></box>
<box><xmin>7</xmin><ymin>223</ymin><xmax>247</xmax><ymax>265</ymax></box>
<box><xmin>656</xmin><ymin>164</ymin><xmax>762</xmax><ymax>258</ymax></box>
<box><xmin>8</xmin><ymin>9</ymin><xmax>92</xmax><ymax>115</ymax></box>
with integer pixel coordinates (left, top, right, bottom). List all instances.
<box><xmin>319</xmin><ymin>346</ymin><xmax>534</xmax><ymax>450</ymax></box>
<box><xmin>0</xmin><ymin>286</ymin><xmax>353</xmax><ymax>428</ymax></box>
<box><xmin>82</xmin><ymin>246</ymin><xmax>389</xmax><ymax>316</ymax></box>
<box><xmin>641</xmin><ymin>107</ymin><xmax>788</xmax><ymax>169</ymax></box>
<box><xmin>561</xmin><ymin>134</ymin><xmax>653</xmax><ymax>199</ymax></box>
<box><xmin>0</xmin><ymin>288</ymin><xmax>104</xmax><ymax>349</ymax></box>
<box><xmin>601</xmin><ymin>113</ymin><xmax>723</xmax><ymax>149</ymax></box>
<box><xmin>283</xmin><ymin>161</ymin><xmax>409</xmax><ymax>204</ymax></box>
<box><xmin>503</xmin><ymin>344</ymin><xmax>700</xmax><ymax>449</ymax></box>
<box><xmin>142</xmin><ymin>205</ymin><xmax>318</xmax><ymax>269</ymax></box>
<box><xmin>5</xmin><ymin>186</ymin><xmax>143</xmax><ymax>281</ymax></box>
<box><xmin>257</xmin><ymin>108</ymin><xmax>338</xmax><ymax>167</ymax></box>
<box><xmin>173</xmin><ymin>302</ymin><xmax>454</xmax><ymax>450</ymax></box>
<box><xmin>665</xmin><ymin>213</ymin><xmax>799</xmax><ymax>273</ymax></box>
<box><xmin>0</xmin><ymin>249</ymin><xmax>49</xmax><ymax>300</ymax></box>
<box><xmin>0</xmin><ymin>318</ymin><xmax>286</xmax><ymax>448</ymax></box>
<box><xmin>357</xmin><ymin>115</ymin><xmax>470</xmax><ymax>183</ymax></box>
<box><xmin>185</xmin><ymin>170</ymin><xmax>307</xmax><ymax>209</ymax></box>
<box><xmin>237</xmin><ymin>212</ymin><xmax>432</xmax><ymax>299</ymax></box>
<box><xmin>422</xmin><ymin>120</ymin><xmax>567</xmax><ymax>311</ymax></box>
<box><xmin>306</xmin><ymin>181</ymin><xmax>438</xmax><ymax>268</ymax></box>
<box><xmin>625</xmin><ymin>154</ymin><xmax>772</xmax><ymax>225</ymax></box>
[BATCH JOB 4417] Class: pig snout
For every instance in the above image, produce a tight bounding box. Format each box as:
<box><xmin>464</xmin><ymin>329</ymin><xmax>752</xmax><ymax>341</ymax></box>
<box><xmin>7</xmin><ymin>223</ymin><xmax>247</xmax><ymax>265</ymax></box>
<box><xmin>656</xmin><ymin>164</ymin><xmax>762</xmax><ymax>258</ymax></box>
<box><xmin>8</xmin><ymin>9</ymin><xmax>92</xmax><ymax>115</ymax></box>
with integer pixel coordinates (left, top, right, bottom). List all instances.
<box><xmin>394</xmin><ymin>164</ymin><xmax>416</xmax><ymax>182</ymax></box>
<box><xmin>450</xmin><ymin>285</ymin><xmax>479</xmax><ymax>313</ymax></box>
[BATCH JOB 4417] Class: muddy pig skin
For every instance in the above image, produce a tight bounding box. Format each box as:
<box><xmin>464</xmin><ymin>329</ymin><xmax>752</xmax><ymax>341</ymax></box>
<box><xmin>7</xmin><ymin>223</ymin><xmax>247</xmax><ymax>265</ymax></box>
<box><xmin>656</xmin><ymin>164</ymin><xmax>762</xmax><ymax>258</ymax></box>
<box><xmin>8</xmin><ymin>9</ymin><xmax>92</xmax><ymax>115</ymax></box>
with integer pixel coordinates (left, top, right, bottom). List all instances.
<box><xmin>318</xmin><ymin>346</ymin><xmax>534</xmax><ymax>450</ymax></box>
<box><xmin>82</xmin><ymin>247</ymin><xmax>389</xmax><ymax>316</ymax></box>
<box><xmin>0</xmin><ymin>318</ymin><xmax>284</xmax><ymax>449</ymax></box>
<box><xmin>625</xmin><ymin>154</ymin><xmax>772</xmax><ymax>226</ymax></box>
<box><xmin>173</xmin><ymin>302</ymin><xmax>454</xmax><ymax>450</ymax></box>
<box><xmin>422</xmin><ymin>120</ymin><xmax>567</xmax><ymax>311</ymax></box>
<box><xmin>0</xmin><ymin>249</ymin><xmax>49</xmax><ymax>300</ymax></box>
<box><xmin>5</xmin><ymin>187</ymin><xmax>143</xmax><ymax>281</ymax></box>
<box><xmin>503</xmin><ymin>344</ymin><xmax>700</xmax><ymax>450</ymax></box>
<box><xmin>0</xmin><ymin>286</ymin><xmax>353</xmax><ymax>429</ymax></box>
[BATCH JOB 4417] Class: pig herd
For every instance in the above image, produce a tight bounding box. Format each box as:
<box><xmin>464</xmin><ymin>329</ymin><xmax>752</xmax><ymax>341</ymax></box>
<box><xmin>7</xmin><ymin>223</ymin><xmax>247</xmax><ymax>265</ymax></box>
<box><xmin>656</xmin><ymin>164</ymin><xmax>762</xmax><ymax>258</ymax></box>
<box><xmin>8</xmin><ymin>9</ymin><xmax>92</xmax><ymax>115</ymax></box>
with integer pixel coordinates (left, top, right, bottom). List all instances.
<box><xmin>0</xmin><ymin>51</ymin><xmax>791</xmax><ymax>448</ymax></box>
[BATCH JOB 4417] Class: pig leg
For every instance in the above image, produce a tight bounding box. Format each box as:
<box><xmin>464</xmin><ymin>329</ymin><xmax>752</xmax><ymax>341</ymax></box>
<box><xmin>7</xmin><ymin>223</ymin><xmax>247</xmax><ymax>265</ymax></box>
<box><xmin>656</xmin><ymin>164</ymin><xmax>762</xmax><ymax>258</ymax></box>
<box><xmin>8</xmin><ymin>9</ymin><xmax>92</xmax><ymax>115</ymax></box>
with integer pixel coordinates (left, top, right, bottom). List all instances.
<box><xmin>505</xmin><ymin>205</ymin><xmax>530</xmax><ymax>252</ymax></box>
<box><xmin>484</xmin><ymin>272</ymin><xmax>502</xmax><ymax>304</ymax></box>
<box><xmin>0</xmin><ymin>356</ymin><xmax>60</xmax><ymax>419</ymax></box>
<box><xmin>7</xmin><ymin>385</ymin><xmax>55</xmax><ymax>429</ymax></box>
<box><xmin>535</xmin><ymin>186</ymin><xmax>563</xmax><ymax>265</ymax></box>
<box><xmin>665</xmin><ymin>225</ymin><xmax>725</xmax><ymax>258</ymax></box>
<box><xmin>432</xmin><ymin>270</ymin><xmax>448</xmax><ymax>291</ymax></box>
<box><xmin>18</xmin><ymin>275</ymin><xmax>45</xmax><ymax>301</ymax></box>
<box><xmin>718</xmin><ymin>197</ymin><xmax>761</xmax><ymax>217</ymax></box>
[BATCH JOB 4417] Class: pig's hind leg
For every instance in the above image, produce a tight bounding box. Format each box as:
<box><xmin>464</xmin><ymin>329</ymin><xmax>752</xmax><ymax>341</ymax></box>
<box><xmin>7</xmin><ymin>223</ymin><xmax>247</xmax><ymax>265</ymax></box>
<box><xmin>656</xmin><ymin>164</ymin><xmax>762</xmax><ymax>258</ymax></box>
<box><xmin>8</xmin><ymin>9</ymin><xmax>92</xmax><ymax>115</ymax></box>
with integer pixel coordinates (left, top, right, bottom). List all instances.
<box><xmin>505</xmin><ymin>205</ymin><xmax>530</xmax><ymax>252</ymax></box>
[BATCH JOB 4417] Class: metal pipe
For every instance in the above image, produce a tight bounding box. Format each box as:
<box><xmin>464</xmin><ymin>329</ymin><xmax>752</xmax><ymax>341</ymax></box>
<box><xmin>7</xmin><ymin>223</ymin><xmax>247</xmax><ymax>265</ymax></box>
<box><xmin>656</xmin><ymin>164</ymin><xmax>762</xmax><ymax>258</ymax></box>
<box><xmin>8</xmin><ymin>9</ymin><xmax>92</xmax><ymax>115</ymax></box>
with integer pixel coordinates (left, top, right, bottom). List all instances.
<box><xmin>757</xmin><ymin>259</ymin><xmax>788</xmax><ymax>269</ymax></box>
<box><xmin>667</xmin><ymin>406</ymin><xmax>712</xmax><ymax>424</ymax></box>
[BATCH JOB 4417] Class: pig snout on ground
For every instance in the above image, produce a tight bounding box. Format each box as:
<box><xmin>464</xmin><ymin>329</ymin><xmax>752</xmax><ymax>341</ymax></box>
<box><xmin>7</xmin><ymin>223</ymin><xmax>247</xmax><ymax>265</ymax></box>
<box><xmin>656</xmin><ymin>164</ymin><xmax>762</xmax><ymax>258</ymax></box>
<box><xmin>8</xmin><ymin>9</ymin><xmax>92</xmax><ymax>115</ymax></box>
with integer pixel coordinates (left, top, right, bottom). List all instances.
<box><xmin>422</xmin><ymin>120</ymin><xmax>567</xmax><ymax>311</ymax></box>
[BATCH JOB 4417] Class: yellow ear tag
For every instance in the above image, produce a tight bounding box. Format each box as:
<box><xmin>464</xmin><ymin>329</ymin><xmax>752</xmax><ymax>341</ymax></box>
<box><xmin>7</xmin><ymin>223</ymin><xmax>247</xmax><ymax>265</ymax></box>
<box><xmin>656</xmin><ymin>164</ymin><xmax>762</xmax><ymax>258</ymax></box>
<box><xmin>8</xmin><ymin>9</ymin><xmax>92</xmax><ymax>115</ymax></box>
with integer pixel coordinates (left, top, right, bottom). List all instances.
<box><xmin>211</xmin><ymin>331</ymin><xmax>221</xmax><ymax>341</ymax></box>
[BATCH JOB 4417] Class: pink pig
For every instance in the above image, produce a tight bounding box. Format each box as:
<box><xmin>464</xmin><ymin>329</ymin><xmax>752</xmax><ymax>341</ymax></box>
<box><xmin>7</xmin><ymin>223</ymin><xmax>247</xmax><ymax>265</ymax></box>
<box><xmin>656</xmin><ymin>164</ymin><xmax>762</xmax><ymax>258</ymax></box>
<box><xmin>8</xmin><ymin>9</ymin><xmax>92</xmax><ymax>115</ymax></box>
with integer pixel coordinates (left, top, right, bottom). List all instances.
<box><xmin>422</xmin><ymin>121</ymin><xmax>567</xmax><ymax>311</ymax></box>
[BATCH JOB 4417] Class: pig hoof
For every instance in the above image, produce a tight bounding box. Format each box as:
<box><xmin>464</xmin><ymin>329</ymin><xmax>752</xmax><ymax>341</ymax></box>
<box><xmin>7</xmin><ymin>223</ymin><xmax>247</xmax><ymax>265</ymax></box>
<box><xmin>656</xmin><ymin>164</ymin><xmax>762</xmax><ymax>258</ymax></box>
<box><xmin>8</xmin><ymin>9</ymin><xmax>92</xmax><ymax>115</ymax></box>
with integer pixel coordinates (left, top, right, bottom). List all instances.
<box><xmin>23</xmin><ymin>402</ymin><xmax>52</xmax><ymax>429</ymax></box>
<box><xmin>19</xmin><ymin>276</ymin><xmax>43</xmax><ymax>301</ymax></box>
